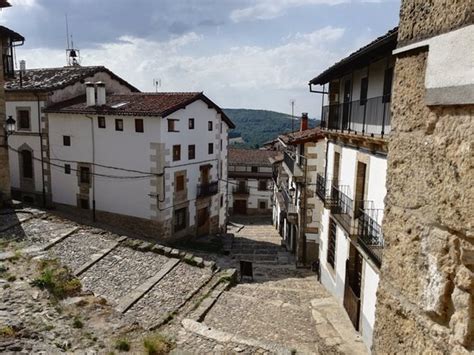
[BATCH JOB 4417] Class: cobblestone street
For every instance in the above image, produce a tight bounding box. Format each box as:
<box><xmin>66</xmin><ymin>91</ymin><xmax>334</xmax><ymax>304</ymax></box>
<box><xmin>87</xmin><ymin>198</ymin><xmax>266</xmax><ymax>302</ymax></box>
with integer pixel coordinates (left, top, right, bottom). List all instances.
<box><xmin>197</xmin><ymin>216</ymin><xmax>368</xmax><ymax>354</ymax></box>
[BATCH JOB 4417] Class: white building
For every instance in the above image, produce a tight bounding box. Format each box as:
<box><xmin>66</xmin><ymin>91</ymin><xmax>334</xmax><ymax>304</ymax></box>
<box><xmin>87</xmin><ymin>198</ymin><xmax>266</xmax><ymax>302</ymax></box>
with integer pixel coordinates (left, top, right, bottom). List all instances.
<box><xmin>308</xmin><ymin>28</ymin><xmax>397</xmax><ymax>350</ymax></box>
<box><xmin>228</xmin><ymin>148</ymin><xmax>279</xmax><ymax>215</ymax></box>
<box><xmin>44</xmin><ymin>85</ymin><xmax>234</xmax><ymax>240</ymax></box>
<box><xmin>271</xmin><ymin>114</ymin><xmax>325</xmax><ymax>266</ymax></box>
<box><xmin>5</xmin><ymin>65</ymin><xmax>138</xmax><ymax>205</ymax></box>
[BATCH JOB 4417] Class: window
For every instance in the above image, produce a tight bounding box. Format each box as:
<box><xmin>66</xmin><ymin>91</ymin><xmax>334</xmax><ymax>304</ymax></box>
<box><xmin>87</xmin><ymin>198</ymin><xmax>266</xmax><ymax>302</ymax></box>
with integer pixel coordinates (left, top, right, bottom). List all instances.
<box><xmin>208</xmin><ymin>121</ymin><xmax>213</xmax><ymax>131</ymax></box>
<box><xmin>80</xmin><ymin>167</ymin><xmax>90</xmax><ymax>184</ymax></box>
<box><xmin>259</xmin><ymin>201</ymin><xmax>266</xmax><ymax>209</ymax></box>
<box><xmin>173</xmin><ymin>145</ymin><xmax>181</xmax><ymax>161</ymax></box>
<box><xmin>360</xmin><ymin>77</ymin><xmax>368</xmax><ymax>105</ymax></box>
<box><xmin>18</xmin><ymin>109</ymin><xmax>30</xmax><ymax>130</ymax></box>
<box><xmin>63</xmin><ymin>135</ymin><xmax>71</xmax><ymax>146</ymax></box>
<box><xmin>64</xmin><ymin>164</ymin><xmax>71</xmax><ymax>174</ymax></box>
<box><xmin>21</xmin><ymin>150</ymin><xmax>33</xmax><ymax>179</ymax></box>
<box><xmin>258</xmin><ymin>179</ymin><xmax>267</xmax><ymax>191</ymax></box>
<box><xmin>251</xmin><ymin>166</ymin><xmax>258</xmax><ymax>173</ymax></box>
<box><xmin>98</xmin><ymin>116</ymin><xmax>106</xmax><ymax>129</ymax></box>
<box><xmin>220</xmin><ymin>194</ymin><xmax>223</xmax><ymax>208</ymax></box>
<box><xmin>188</xmin><ymin>118</ymin><xmax>195</xmax><ymax>129</ymax></box>
<box><xmin>175</xmin><ymin>175</ymin><xmax>185</xmax><ymax>192</ymax></box>
<box><xmin>135</xmin><ymin>119</ymin><xmax>144</xmax><ymax>133</ymax></box>
<box><xmin>80</xmin><ymin>198</ymin><xmax>89</xmax><ymax>210</ymax></box>
<box><xmin>115</xmin><ymin>119</ymin><xmax>123</xmax><ymax>131</ymax></box>
<box><xmin>208</xmin><ymin>143</ymin><xmax>214</xmax><ymax>154</ymax></box>
<box><xmin>188</xmin><ymin>144</ymin><xmax>195</xmax><ymax>160</ymax></box>
<box><xmin>174</xmin><ymin>207</ymin><xmax>186</xmax><ymax>232</ymax></box>
<box><xmin>327</xmin><ymin>218</ymin><xmax>337</xmax><ymax>269</ymax></box>
<box><xmin>383</xmin><ymin>67</ymin><xmax>394</xmax><ymax>103</ymax></box>
<box><xmin>168</xmin><ymin>119</ymin><xmax>178</xmax><ymax>132</ymax></box>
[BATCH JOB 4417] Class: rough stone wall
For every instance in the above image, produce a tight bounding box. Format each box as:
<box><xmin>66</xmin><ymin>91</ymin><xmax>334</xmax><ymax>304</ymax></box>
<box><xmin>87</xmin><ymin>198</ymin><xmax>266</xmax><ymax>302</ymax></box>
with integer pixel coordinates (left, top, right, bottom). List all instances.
<box><xmin>397</xmin><ymin>0</ymin><xmax>473</xmax><ymax>46</ymax></box>
<box><xmin>373</xmin><ymin>34</ymin><xmax>473</xmax><ymax>355</ymax></box>
<box><xmin>0</xmin><ymin>36</ymin><xmax>11</xmax><ymax>205</ymax></box>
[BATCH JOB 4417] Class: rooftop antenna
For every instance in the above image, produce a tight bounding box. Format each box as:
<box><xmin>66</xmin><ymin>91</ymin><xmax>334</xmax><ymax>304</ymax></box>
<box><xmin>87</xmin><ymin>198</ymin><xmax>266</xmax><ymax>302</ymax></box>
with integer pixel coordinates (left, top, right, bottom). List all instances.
<box><xmin>65</xmin><ymin>14</ymin><xmax>81</xmax><ymax>66</ymax></box>
<box><xmin>290</xmin><ymin>99</ymin><xmax>295</xmax><ymax>132</ymax></box>
<box><xmin>153</xmin><ymin>78</ymin><xmax>162</xmax><ymax>93</ymax></box>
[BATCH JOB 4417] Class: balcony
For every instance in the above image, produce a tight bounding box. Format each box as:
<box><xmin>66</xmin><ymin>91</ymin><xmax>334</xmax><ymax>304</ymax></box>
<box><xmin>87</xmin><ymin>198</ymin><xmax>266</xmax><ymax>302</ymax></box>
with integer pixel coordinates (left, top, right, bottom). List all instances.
<box><xmin>322</xmin><ymin>95</ymin><xmax>391</xmax><ymax>137</ymax></box>
<box><xmin>326</xmin><ymin>185</ymin><xmax>353</xmax><ymax>233</ymax></box>
<box><xmin>232</xmin><ymin>185</ymin><xmax>249</xmax><ymax>195</ymax></box>
<box><xmin>316</xmin><ymin>173</ymin><xmax>327</xmax><ymax>201</ymax></box>
<box><xmin>283</xmin><ymin>151</ymin><xmax>304</xmax><ymax>178</ymax></box>
<box><xmin>281</xmin><ymin>186</ymin><xmax>298</xmax><ymax>222</ymax></box>
<box><xmin>197</xmin><ymin>181</ymin><xmax>218</xmax><ymax>198</ymax></box>
<box><xmin>356</xmin><ymin>207</ymin><xmax>384</xmax><ymax>267</ymax></box>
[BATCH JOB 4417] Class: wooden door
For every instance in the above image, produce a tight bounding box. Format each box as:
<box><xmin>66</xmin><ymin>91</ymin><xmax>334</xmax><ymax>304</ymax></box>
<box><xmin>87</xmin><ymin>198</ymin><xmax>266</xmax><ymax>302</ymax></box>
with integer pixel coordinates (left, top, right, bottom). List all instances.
<box><xmin>354</xmin><ymin>161</ymin><xmax>367</xmax><ymax>217</ymax></box>
<box><xmin>197</xmin><ymin>206</ymin><xmax>210</xmax><ymax>236</ymax></box>
<box><xmin>344</xmin><ymin>245</ymin><xmax>363</xmax><ymax>330</ymax></box>
<box><xmin>233</xmin><ymin>200</ymin><xmax>247</xmax><ymax>215</ymax></box>
<box><xmin>201</xmin><ymin>166</ymin><xmax>210</xmax><ymax>185</ymax></box>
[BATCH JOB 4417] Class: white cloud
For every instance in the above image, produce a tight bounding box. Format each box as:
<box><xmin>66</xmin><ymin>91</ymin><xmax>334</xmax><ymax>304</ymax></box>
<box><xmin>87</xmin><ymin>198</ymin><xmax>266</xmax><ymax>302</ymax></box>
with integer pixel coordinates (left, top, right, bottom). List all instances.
<box><xmin>230</xmin><ymin>0</ymin><xmax>347</xmax><ymax>23</ymax></box>
<box><xmin>16</xmin><ymin>26</ymin><xmax>346</xmax><ymax>117</ymax></box>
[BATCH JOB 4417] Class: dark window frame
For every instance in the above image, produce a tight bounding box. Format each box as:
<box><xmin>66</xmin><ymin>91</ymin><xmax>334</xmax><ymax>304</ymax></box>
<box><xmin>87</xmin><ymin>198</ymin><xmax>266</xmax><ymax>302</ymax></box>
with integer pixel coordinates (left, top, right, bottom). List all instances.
<box><xmin>64</xmin><ymin>164</ymin><xmax>71</xmax><ymax>174</ymax></box>
<box><xmin>98</xmin><ymin>116</ymin><xmax>106</xmax><ymax>129</ymax></box>
<box><xmin>115</xmin><ymin>119</ymin><xmax>123</xmax><ymax>131</ymax></box>
<box><xmin>259</xmin><ymin>201</ymin><xmax>267</xmax><ymax>209</ymax></box>
<box><xmin>63</xmin><ymin>135</ymin><xmax>71</xmax><ymax>146</ymax></box>
<box><xmin>174</xmin><ymin>207</ymin><xmax>187</xmax><ymax>232</ymax></box>
<box><xmin>175</xmin><ymin>175</ymin><xmax>185</xmax><ymax>192</ymax></box>
<box><xmin>17</xmin><ymin>109</ymin><xmax>30</xmax><ymax>130</ymax></box>
<box><xmin>258</xmin><ymin>179</ymin><xmax>267</xmax><ymax>191</ymax></box>
<box><xmin>173</xmin><ymin>145</ymin><xmax>181</xmax><ymax>161</ymax></box>
<box><xmin>21</xmin><ymin>150</ymin><xmax>33</xmax><ymax>179</ymax></box>
<box><xmin>208</xmin><ymin>121</ymin><xmax>213</xmax><ymax>131</ymax></box>
<box><xmin>251</xmin><ymin>166</ymin><xmax>258</xmax><ymax>173</ymax></box>
<box><xmin>80</xmin><ymin>167</ymin><xmax>90</xmax><ymax>184</ymax></box>
<box><xmin>188</xmin><ymin>118</ymin><xmax>195</xmax><ymax>129</ymax></box>
<box><xmin>135</xmin><ymin>118</ymin><xmax>144</xmax><ymax>133</ymax></box>
<box><xmin>327</xmin><ymin>218</ymin><xmax>337</xmax><ymax>269</ymax></box>
<box><xmin>188</xmin><ymin>144</ymin><xmax>195</xmax><ymax>160</ymax></box>
<box><xmin>208</xmin><ymin>143</ymin><xmax>214</xmax><ymax>155</ymax></box>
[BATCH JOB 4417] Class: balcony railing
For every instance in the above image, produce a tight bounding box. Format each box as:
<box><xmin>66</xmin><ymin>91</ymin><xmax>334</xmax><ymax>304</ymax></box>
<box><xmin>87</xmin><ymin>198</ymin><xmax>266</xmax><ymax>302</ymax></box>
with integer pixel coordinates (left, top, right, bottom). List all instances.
<box><xmin>232</xmin><ymin>185</ymin><xmax>249</xmax><ymax>195</ymax></box>
<box><xmin>322</xmin><ymin>95</ymin><xmax>391</xmax><ymax>137</ymax></box>
<box><xmin>316</xmin><ymin>173</ymin><xmax>327</xmax><ymax>201</ymax></box>
<box><xmin>356</xmin><ymin>207</ymin><xmax>384</xmax><ymax>267</ymax></box>
<box><xmin>197</xmin><ymin>181</ymin><xmax>218</xmax><ymax>198</ymax></box>
<box><xmin>283</xmin><ymin>151</ymin><xmax>304</xmax><ymax>177</ymax></box>
<box><xmin>328</xmin><ymin>185</ymin><xmax>353</xmax><ymax>217</ymax></box>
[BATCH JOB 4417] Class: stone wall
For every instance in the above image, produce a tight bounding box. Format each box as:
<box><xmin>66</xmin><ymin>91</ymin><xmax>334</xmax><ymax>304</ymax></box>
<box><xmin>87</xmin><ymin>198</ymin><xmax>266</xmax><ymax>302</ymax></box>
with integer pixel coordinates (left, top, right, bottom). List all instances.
<box><xmin>373</xmin><ymin>3</ymin><xmax>473</xmax><ymax>352</ymax></box>
<box><xmin>397</xmin><ymin>0</ymin><xmax>473</xmax><ymax>46</ymax></box>
<box><xmin>0</xmin><ymin>36</ymin><xmax>10</xmax><ymax>205</ymax></box>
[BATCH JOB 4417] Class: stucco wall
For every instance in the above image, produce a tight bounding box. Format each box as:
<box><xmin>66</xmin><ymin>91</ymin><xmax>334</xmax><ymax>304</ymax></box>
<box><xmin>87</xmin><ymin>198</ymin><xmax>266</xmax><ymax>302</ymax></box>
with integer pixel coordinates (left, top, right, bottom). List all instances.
<box><xmin>373</xmin><ymin>5</ymin><xmax>473</xmax><ymax>351</ymax></box>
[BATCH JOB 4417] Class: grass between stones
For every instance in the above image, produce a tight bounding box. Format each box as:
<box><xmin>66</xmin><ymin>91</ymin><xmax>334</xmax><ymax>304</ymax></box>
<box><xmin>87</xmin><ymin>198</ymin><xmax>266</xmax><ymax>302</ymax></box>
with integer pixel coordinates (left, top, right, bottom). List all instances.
<box><xmin>143</xmin><ymin>333</ymin><xmax>175</xmax><ymax>355</ymax></box>
<box><xmin>30</xmin><ymin>259</ymin><xmax>82</xmax><ymax>300</ymax></box>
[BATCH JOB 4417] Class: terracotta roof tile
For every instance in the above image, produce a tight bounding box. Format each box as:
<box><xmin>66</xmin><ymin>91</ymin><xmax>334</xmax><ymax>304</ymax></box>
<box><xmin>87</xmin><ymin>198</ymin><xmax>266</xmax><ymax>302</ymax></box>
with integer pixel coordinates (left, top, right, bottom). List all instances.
<box><xmin>278</xmin><ymin>127</ymin><xmax>325</xmax><ymax>145</ymax></box>
<box><xmin>5</xmin><ymin>66</ymin><xmax>139</xmax><ymax>92</ymax></box>
<box><xmin>228</xmin><ymin>148</ymin><xmax>279</xmax><ymax>166</ymax></box>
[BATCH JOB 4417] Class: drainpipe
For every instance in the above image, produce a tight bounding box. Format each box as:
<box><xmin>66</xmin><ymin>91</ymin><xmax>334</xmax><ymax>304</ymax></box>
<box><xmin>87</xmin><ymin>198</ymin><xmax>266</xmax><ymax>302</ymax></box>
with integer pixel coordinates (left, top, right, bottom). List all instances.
<box><xmin>34</xmin><ymin>93</ymin><xmax>46</xmax><ymax>208</ymax></box>
<box><xmin>85</xmin><ymin>115</ymin><xmax>96</xmax><ymax>222</ymax></box>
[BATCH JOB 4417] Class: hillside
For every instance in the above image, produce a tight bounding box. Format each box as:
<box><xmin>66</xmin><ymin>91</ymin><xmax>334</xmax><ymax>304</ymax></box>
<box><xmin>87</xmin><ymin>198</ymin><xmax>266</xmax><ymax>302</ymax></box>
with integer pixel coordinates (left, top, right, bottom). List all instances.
<box><xmin>224</xmin><ymin>108</ymin><xmax>320</xmax><ymax>148</ymax></box>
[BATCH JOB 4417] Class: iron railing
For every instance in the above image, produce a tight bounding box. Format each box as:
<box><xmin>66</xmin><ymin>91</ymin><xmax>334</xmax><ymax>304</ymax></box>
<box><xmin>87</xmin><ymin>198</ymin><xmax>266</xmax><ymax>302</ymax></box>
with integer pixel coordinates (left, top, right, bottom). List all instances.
<box><xmin>321</xmin><ymin>95</ymin><xmax>391</xmax><ymax>137</ymax></box>
<box><xmin>197</xmin><ymin>181</ymin><xmax>218</xmax><ymax>198</ymax></box>
<box><xmin>232</xmin><ymin>185</ymin><xmax>249</xmax><ymax>195</ymax></box>
<box><xmin>316</xmin><ymin>173</ymin><xmax>327</xmax><ymax>201</ymax></box>
<box><xmin>283</xmin><ymin>151</ymin><xmax>295</xmax><ymax>174</ymax></box>
<box><xmin>328</xmin><ymin>185</ymin><xmax>353</xmax><ymax>217</ymax></box>
<box><xmin>356</xmin><ymin>207</ymin><xmax>384</xmax><ymax>267</ymax></box>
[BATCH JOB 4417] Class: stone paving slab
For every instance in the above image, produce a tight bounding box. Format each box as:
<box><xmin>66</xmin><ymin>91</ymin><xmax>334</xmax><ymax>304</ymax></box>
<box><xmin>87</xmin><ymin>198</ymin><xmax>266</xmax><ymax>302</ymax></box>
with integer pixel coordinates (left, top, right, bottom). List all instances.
<box><xmin>80</xmin><ymin>246</ymin><xmax>169</xmax><ymax>304</ymax></box>
<box><xmin>0</xmin><ymin>217</ymin><xmax>76</xmax><ymax>249</ymax></box>
<box><xmin>125</xmin><ymin>261</ymin><xmax>213</xmax><ymax>329</ymax></box>
<box><xmin>48</xmin><ymin>229</ymin><xmax>120</xmax><ymax>272</ymax></box>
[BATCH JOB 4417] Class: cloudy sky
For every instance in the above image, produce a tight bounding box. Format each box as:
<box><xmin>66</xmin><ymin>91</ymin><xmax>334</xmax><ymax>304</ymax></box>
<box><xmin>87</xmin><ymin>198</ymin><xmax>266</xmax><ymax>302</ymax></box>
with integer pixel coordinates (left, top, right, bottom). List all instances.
<box><xmin>2</xmin><ymin>0</ymin><xmax>400</xmax><ymax>117</ymax></box>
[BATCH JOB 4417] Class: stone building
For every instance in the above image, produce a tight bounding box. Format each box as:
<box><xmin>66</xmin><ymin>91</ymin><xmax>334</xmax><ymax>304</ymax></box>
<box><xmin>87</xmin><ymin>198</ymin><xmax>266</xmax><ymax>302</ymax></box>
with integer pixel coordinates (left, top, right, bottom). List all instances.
<box><xmin>5</xmin><ymin>65</ymin><xmax>138</xmax><ymax>206</ymax></box>
<box><xmin>308</xmin><ymin>28</ymin><xmax>396</xmax><ymax>350</ymax></box>
<box><xmin>44</xmin><ymin>86</ymin><xmax>234</xmax><ymax>240</ymax></box>
<box><xmin>0</xmin><ymin>4</ymin><xmax>24</xmax><ymax>205</ymax></box>
<box><xmin>271</xmin><ymin>114</ymin><xmax>325</xmax><ymax>267</ymax></box>
<box><xmin>373</xmin><ymin>2</ymin><xmax>473</xmax><ymax>353</ymax></box>
<box><xmin>228</xmin><ymin>148</ymin><xmax>279</xmax><ymax>215</ymax></box>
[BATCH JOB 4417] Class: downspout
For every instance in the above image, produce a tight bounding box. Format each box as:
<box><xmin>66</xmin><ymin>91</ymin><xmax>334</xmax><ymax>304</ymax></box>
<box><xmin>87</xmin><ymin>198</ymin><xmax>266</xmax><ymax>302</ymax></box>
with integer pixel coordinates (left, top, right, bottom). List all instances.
<box><xmin>85</xmin><ymin>115</ymin><xmax>96</xmax><ymax>222</ymax></box>
<box><xmin>34</xmin><ymin>93</ymin><xmax>46</xmax><ymax>207</ymax></box>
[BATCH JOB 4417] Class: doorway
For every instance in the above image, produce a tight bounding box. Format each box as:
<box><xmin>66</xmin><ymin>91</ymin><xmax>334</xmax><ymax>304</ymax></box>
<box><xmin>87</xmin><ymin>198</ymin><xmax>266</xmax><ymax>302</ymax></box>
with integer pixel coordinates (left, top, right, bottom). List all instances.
<box><xmin>197</xmin><ymin>206</ymin><xmax>210</xmax><ymax>236</ymax></box>
<box><xmin>233</xmin><ymin>200</ymin><xmax>247</xmax><ymax>215</ymax></box>
<box><xmin>344</xmin><ymin>243</ymin><xmax>363</xmax><ymax>330</ymax></box>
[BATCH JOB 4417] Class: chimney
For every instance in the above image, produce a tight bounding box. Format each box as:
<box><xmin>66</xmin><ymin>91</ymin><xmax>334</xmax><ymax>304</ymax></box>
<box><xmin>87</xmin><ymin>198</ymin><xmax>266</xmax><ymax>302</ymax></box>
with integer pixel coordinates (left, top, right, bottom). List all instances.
<box><xmin>85</xmin><ymin>82</ymin><xmax>96</xmax><ymax>106</ymax></box>
<box><xmin>300</xmin><ymin>112</ymin><xmax>309</xmax><ymax>131</ymax></box>
<box><xmin>96</xmin><ymin>82</ymin><xmax>106</xmax><ymax>106</ymax></box>
<box><xmin>19</xmin><ymin>60</ymin><xmax>26</xmax><ymax>74</ymax></box>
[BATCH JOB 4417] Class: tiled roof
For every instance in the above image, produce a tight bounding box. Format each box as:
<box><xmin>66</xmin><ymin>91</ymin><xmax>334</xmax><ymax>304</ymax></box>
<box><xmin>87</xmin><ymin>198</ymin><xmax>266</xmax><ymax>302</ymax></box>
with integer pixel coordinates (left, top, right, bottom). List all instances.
<box><xmin>309</xmin><ymin>27</ymin><xmax>398</xmax><ymax>85</ymax></box>
<box><xmin>5</xmin><ymin>66</ymin><xmax>139</xmax><ymax>92</ymax></box>
<box><xmin>228</xmin><ymin>148</ymin><xmax>280</xmax><ymax>166</ymax></box>
<box><xmin>0</xmin><ymin>26</ymin><xmax>24</xmax><ymax>43</ymax></box>
<box><xmin>45</xmin><ymin>92</ymin><xmax>235</xmax><ymax>128</ymax></box>
<box><xmin>0</xmin><ymin>1</ymin><xmax>11</xmax><ymax>8</ymax></box>
<box><xmin>278</xmin><ymin>127</ymin><xmax>325</xmax><ymax>145</ymax></box>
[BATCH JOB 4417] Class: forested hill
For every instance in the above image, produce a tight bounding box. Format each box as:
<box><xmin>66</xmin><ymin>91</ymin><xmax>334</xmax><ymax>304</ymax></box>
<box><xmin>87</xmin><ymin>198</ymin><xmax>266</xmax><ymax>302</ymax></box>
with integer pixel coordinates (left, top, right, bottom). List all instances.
<box><xmin>224</xmin><ymin>108</ymin><xmax>319</xmax><ymax>148</ymax></box>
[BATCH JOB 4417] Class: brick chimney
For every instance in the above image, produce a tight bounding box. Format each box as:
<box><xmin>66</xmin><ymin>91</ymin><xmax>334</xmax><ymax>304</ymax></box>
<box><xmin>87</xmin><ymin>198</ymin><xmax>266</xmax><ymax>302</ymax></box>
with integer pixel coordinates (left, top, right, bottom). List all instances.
<box><xmin>300</xmin><ymin>112</ymin><xmax>309</xmax><ymax>131</ymax></box>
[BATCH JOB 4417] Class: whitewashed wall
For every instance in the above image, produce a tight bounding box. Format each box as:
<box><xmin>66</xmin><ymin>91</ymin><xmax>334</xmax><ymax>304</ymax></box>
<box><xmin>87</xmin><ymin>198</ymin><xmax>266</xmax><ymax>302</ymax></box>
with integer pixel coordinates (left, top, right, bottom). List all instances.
<box><xmin>360</xmin><ymin>260</ymin><xmax>380</xmax><ymax>350</ymax></box>
<box><xmin>228</xmin><ymin>177</ymin><xmax>273</xmax><ymax>212</ymax></box>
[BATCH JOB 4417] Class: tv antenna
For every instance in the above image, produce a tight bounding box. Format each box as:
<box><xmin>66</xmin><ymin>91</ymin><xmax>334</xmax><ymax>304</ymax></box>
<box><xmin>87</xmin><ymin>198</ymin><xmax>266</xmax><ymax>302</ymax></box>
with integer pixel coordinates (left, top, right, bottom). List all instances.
<box><xmin>290</xmin><ymin>99</ymin><xmax>295</xmax><ymax>131</ymax></box>
<box><xmin>65</xmin><ymin>14</ymin><xmax>81</xmax><ymax>66</ymax></box>
<box><xmin>153</xmin><ymin>78</ymin><xmax>162</xmax><ymax>92</ymax></box>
